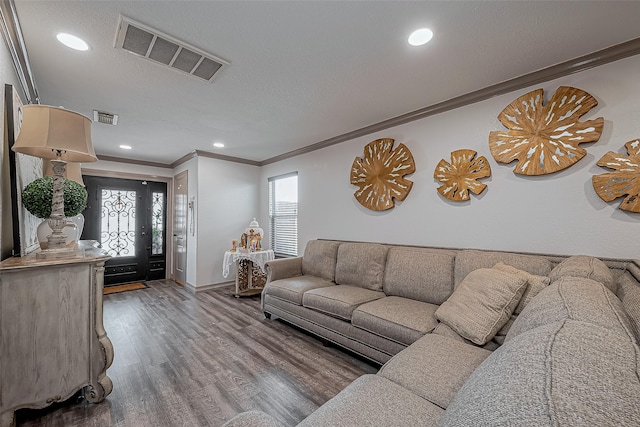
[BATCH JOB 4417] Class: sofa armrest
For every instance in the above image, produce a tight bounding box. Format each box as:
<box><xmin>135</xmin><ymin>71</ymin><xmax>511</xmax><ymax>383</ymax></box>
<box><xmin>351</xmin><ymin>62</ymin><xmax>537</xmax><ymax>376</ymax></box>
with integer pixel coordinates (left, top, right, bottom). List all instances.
<box><xmin>222</xmin><ymin>411</ymin><xmax>285</xmax><ymax>427</ymax></box>
<box><xmin>265</xmin><ymin>257</ymin><xmax>303</xmax><ymax>282</ymax></box>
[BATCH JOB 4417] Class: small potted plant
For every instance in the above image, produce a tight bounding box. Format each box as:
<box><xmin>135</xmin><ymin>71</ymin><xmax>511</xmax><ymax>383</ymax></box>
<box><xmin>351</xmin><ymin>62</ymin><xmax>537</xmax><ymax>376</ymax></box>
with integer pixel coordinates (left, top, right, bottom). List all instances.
<box><xmin>21</xmin><ymin>176</ymin><xmax>88</xmax><ymax>249</ymax></box>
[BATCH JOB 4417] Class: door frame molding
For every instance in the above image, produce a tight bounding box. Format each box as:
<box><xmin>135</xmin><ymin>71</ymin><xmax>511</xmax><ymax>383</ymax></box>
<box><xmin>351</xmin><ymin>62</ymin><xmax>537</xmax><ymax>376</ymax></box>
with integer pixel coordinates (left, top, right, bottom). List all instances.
<box><xmin>82</xmin><ymin>168</ymin><xmax>173</xmax><ymax>280</ymax></box>
<box><xmin>172</xmin><ymin>170</ymin><xmax>188</xmax><ymax>286</ymax></box>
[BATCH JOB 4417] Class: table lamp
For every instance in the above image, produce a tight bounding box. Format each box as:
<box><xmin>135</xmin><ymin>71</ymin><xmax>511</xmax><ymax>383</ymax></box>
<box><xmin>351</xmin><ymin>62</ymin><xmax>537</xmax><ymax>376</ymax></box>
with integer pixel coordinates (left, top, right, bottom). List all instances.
<box><xmin>12</xmin><ymin>105</ymin><xmax>97</xmax><ymax>257</ymax></box>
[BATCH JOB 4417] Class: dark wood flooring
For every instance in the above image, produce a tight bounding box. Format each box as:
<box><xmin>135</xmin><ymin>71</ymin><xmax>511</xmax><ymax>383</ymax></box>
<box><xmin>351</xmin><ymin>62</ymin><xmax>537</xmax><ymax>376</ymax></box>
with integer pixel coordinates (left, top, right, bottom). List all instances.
<box><xmin>16</xmin><ymin>280</ymin><xmax>377</xmax><ymax>427</ymax></box>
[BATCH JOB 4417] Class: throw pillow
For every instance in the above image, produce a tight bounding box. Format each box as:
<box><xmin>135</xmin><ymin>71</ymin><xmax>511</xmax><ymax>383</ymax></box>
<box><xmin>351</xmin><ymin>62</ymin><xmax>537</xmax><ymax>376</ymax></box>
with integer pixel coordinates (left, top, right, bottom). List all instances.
<box><xmin>549</xmin><ymin>255</ymin><xmax>616</xmax><ymax>293</ymax></box>
<box><xmin>435</xmin><ymin>268</ymin><xmax>528</xmax><ymax>345</ymax></box>
<box><xmin>493</xmin><ymin>262</ymin><xmax>550</xmax><ymax>314</ymax></box>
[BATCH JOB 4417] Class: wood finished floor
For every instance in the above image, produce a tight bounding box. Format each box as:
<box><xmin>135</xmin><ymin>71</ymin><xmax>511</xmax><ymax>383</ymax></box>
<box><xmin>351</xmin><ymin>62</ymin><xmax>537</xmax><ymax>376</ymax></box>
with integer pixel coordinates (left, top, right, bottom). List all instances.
<box><xmin>16</xmin><ymin>280</ymin><xmax>378</xmax><ymax>427</ymax></box>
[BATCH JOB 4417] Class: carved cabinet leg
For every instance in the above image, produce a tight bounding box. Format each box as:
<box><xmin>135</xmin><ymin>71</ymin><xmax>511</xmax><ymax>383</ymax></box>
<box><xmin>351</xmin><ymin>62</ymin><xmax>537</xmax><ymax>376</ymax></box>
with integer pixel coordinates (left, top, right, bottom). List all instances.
<box><xmin>84</xmin><ymin>373</ymin><xmax>113</xmax><ymax>403</ymax></box>
<box><xmin>86</xmin><ymin>262</ymin><xmax>114</xmax><ymax>403</ymax></box>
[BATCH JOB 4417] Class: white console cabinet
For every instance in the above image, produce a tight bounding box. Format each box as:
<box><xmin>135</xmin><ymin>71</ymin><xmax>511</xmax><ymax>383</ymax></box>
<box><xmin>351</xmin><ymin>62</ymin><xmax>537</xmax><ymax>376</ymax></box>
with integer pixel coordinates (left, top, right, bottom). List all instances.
<box><xmin>0</xmin><ymin>245</ymin><xmax>113</xmax><ymax>427</ymax></box>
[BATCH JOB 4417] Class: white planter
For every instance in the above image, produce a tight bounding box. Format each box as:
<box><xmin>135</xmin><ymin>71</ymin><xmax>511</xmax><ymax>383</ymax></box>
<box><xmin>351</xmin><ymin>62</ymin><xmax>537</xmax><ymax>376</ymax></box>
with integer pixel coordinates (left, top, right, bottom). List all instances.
<box><xmin>37</xmin><ymin>214</ymin><xmax>84</xmax><ymax>250</ymax></box>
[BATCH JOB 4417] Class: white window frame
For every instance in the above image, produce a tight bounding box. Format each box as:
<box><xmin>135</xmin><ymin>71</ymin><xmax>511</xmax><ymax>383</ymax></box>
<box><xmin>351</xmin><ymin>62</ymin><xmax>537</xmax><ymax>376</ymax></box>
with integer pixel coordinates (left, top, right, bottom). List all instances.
<box><xmin>268</xmin><ymin>172</ymin><xmax>298</xmax><ymax>257</ymax></box>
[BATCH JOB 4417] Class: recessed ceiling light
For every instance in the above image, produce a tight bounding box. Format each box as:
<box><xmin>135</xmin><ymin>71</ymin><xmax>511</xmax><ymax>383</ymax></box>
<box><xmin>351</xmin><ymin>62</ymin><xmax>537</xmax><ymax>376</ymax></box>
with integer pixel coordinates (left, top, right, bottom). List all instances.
<box><xmin>213</xmin><ymin>142</ymin><xmax>225</xmax><ymax>148</ymax></box>
<box><xmin>408</xmin><ymin>28</ymin><xmax>433</xmax><ymax>46</ymax></box>
<box><xmin>119</xmin><ymin>145</ymin><xmax>132</xmax><ymax>150</ymax></box>
<box><xmin>56</xmin><ymin>33</ymin><xmax>89</xmax><ymax>51</ymax></box>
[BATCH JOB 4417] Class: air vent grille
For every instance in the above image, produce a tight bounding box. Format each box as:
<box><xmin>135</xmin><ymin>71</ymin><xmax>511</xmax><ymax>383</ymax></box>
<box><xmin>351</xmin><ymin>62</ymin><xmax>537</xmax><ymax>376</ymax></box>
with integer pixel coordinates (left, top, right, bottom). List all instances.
<box><xmin>115</xmin><ymin>16</ymin><xmax>228</xmax><ymax>83</ymax></box>
<box><xmin>93</xmin><ymin>110</ymin><xmax>119</xmax><ymax>126</ymax></box>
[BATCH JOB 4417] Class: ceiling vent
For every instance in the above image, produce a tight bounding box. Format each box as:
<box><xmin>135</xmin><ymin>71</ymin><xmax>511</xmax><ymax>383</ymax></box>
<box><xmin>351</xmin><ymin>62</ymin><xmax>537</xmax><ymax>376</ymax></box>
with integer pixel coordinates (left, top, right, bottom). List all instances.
<box><xmin>114</xmin><ymin>16</ymin><xmax>229</xmax><ymax>83</ymax></box>
<box><xmin>93</xmin><ymin>110</ymin><xmax>119</xmax><ymax>126</ymax></box>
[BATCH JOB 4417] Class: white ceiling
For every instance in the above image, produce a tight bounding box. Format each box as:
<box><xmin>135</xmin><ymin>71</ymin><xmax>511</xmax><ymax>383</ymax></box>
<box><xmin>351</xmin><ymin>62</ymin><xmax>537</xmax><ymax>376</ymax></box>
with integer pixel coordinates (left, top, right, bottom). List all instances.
<box><xmin>12</xmin><ymin>1</ymin><xmax>640</xmax><ymax>165</ymax></box>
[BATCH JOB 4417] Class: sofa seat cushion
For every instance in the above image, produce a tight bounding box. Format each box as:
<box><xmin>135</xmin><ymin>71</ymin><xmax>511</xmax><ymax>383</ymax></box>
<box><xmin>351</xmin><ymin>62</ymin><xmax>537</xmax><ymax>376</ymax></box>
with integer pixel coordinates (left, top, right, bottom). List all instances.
<box><xmin>383</xmin><ymin>248</ymin><xmax>455</xmax><ymax>305</ymax></box>
<box><xmin>265</xmin><ymin>276</ymin><xmax>335</xmax><ymax>306</ymax></box>
<box><xmin>506</xmin><ymin>276</ymin><xmax>635</xmax><ymax>343</ymax></box>
<box><xmin>549</xmin><ymin>254</ymin><xmax>617</xmax><ymax>293</ymax></box>
<box><xmin>263</xmin><ymin>294</ymin><xmax>406</xmax><ymax>362</ymax></box>
<box><xmin>298</xmin><ymin>374</ymin><xmax>444</xmax><ymax>427</ymax></box>
<box><xmin>439</xmin><ymin>320</ymin><xmax>640</xmax><ymax>427</ymax></box>
<box><xmin>335</xmin><ymin>243</ymin><xmax>389</xmax><ymax>291</ymax></box>
<box><xmin>302</xmin><ymin>285</ymin><xmax>385</xmax><ymax>320</ymax></box>
<box><xmin>379</xmin><ymin>334</ymin><xmax>491</xmax><ymax>409</ymax></box>
<box><xmin>351</xmin><ymin>296</ymin><xmax>439</xmax><ymax>346</ymax></box>
<box><xmin>454</xmin><ymin>249</ymin><xmax>552</xmax><ymax>287</ymax></box>
<box><xmin>435</xmin><ymin>268</ymin><xmax>528</xmax><ymax>345</ymax></box>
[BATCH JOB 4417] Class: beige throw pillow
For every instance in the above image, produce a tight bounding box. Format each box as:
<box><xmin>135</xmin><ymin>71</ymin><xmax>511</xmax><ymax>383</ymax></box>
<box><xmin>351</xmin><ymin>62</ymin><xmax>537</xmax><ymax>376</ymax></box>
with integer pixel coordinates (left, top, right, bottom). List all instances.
<box><xmin>493</xmin><ymin>262</ymin><xmax>550</xmax><ymax>314</ymax></box>
<box><xmin>435</xmin><ymin>268</ymin><xmax>528</xmax><ymax>345</ymax></box>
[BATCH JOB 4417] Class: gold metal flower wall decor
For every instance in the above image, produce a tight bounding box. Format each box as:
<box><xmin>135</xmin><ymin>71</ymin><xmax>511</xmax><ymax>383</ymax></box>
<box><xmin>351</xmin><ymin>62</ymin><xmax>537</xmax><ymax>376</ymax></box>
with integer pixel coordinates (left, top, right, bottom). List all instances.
<box><xmin>489</xmin><ymin>86</ymin><xmax>604</xmax><ymax>176</ymax></box>
<box><xmin>592</xmin><ymin>139</ymin><xmax>640</xmax><ymax>213</ymax></box>
<box><xmin>350</xmin><ymin>138</ymin><xmax>415</xmax><ymax>211</ymax></box>
<box><xmin>434</xmin><ymin>149</ymin><xmax>491</xmax><ymax>202</ymax></box>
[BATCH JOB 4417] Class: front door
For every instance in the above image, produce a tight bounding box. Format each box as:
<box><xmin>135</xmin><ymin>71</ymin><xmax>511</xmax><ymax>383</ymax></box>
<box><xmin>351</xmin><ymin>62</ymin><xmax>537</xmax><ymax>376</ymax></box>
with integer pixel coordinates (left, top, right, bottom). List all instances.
<box><xmin>82</xmin><ymin>176</ymin><xmax>167</xmax><ymax>285</ymax></box>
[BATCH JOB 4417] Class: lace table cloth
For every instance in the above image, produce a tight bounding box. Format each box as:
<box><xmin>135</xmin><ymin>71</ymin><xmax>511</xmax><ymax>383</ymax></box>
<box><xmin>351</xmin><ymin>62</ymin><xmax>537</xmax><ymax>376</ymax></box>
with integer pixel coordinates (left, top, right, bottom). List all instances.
<box><xmin>222</xmin><ymin>250</ymin><xmax>275</xmax><ymax>278</ymax></box>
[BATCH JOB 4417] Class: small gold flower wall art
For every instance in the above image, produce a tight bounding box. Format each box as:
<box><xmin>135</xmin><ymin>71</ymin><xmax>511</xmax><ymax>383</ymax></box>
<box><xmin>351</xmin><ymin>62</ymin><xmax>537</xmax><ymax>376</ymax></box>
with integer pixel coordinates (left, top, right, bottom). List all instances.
<box><xmin>434</xmin><ymin>149</ymin><xmax>491</xmax><ymax>202</ymax></box>
<box><xmin>592</xmin><ymin>139</ymin><xmax>640</xmax><ymax>213</ymax></box>
<box><xmin>489</xmin><ymin>86</ymin><xmax>604</xmax><ymax>176</ymax></box>
<box><xmin>350</xmin><ymin>138</ymin><xmax>415</xmax><ymax>211</ymax></box>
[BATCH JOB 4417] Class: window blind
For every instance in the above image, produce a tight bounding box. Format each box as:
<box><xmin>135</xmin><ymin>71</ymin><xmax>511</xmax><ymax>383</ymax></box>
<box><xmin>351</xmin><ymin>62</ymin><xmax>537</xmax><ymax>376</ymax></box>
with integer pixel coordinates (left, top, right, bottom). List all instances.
<box><xmin>268</xmin><ymin>173</ymin><xmax>298</xmax><ymax>257</ymax></box>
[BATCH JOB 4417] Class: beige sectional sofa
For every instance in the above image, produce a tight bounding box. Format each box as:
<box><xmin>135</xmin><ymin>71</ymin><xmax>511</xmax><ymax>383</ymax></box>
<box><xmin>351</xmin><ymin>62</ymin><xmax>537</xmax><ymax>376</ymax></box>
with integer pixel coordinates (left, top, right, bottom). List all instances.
<box><xmin>224</xmin><ymin>240</ymin><xmax>640</xmax><ymax>426</ymax></box>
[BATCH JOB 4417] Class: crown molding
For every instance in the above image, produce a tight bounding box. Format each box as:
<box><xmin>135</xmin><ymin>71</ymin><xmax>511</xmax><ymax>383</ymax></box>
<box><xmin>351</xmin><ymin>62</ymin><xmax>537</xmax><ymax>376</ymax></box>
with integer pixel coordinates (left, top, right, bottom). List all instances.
<box><xmin>167</xmin><ymin>150</ymin><xmax>261</xmax><ymax>168</ymax></box>
<box><xmin>82</xmin><ymin>167</ymin><xmax>172</xmax><ymax>183</ymax></box>
<box><xmin>0</xmin><ymin>0</ymin><xmax>39</xmax><ymax>103</ymax></box>
<box><xmin>170</xmin><ymin>151</ymin><xmax>198</xmax><ymax>169</ymax></box>
<box><xmin>96</xmin><ymin>154</ymin><xmax>172</xmax><ymax>169</ymax></box>
<box><xmin>193</xmin><ymin>150</ymin><xmax>261</xmax><ymax>166</ymax></box>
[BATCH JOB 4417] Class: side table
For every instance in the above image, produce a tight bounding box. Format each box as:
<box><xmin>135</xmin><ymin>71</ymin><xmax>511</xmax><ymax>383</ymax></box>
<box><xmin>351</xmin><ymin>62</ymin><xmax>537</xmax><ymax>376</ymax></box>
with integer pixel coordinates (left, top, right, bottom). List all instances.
<box><xmin>223</xmin><ymin>250</ymin><xmax>275</xmax><ymax>297</ymax></box>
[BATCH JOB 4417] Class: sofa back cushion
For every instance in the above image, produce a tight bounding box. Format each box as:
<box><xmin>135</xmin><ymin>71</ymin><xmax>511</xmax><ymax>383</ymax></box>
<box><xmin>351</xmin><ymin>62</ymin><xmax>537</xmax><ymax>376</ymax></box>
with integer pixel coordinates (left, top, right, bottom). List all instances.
<box><xmin>439</xmin><ymin>319</ymin><xmax>640</xmax><ymax>427</ymax></box>
<box><xmin>335</xmin><ymin>243</ymin><xmax>389</xmax><ymax>291</ymax></box>
<box><xmin>548</xmin><ymin>254</ymin><xmax>616</xmax><ymax>293</ymax></box>
<box><xmin>454</xmin><ymin>250</ymin><xmax>552</xmax><ymax>288</ymax></box>
<box><xmin>383</xmin><ymin>248</ymin><xmax>455</xmax><ymax>304</ymax></box>
<box><xmin>302</xmin><ymin>240</ymin><xmax>342</xmax><ymax>281</ymax></box>
<box><xmin>505</xmin><ymin>276</ymin><xmax>635</xmax><ymax>343</ymax></box>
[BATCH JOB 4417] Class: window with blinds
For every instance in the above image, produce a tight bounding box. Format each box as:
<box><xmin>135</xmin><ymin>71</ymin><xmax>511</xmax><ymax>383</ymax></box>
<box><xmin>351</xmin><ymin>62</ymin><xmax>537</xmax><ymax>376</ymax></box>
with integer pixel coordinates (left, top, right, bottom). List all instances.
<box><xmin>268</xmin><ymin>172</ymin><xmax>298</xmax><ymax>257</ymax></box>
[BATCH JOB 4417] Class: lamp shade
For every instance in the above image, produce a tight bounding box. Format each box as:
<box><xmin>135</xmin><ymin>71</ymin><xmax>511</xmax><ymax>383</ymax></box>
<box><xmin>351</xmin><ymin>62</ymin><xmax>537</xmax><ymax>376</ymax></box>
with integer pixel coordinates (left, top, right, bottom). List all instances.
<box><xmin>43</xmin><ymin>159</ymin><xmax>85</xmax><ymax>186</ymax></box>
<box><xmin>12</xmin><ymin>105</ymin><xmax>97</xmax><ymax>162</ymax></box>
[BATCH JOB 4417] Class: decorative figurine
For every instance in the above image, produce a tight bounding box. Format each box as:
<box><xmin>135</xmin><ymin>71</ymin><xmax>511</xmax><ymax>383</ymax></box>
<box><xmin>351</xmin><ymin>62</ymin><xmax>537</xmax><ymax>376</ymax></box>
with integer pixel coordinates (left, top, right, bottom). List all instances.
<box><xmin>231</xmin><ymin>239</ymin><xmax>238</xmax><ymax>252</ymax></box>
<box><xmin>239</xmin><ymin>233</ymin><xmax>248</xmax><ymax>253</ymax></box>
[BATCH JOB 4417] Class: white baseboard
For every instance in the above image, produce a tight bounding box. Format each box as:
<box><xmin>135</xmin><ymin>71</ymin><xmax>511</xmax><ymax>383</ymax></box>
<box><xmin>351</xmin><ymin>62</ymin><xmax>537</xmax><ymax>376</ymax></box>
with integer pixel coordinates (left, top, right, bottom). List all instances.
<box><xmin>184</xmin><ymin>281</ymin><xmax>234</xmax><ymax>293</ymax></box>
